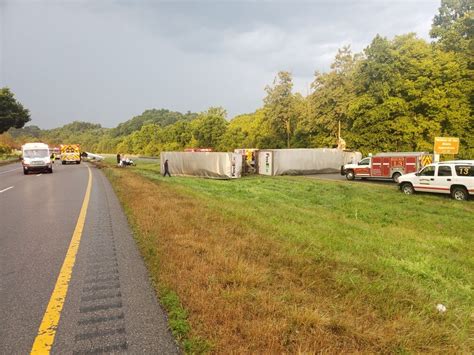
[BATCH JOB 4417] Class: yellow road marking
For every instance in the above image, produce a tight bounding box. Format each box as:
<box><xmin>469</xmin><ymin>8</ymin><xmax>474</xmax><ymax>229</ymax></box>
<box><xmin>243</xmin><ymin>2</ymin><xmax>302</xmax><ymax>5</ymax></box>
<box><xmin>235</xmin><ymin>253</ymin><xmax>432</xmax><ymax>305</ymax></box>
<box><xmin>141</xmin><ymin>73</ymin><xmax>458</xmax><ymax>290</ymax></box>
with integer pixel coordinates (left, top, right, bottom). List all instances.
<box><xmin>31</xmin><ymin>166</ymin><xmax>92</xmax><ymax>354</ymax></box>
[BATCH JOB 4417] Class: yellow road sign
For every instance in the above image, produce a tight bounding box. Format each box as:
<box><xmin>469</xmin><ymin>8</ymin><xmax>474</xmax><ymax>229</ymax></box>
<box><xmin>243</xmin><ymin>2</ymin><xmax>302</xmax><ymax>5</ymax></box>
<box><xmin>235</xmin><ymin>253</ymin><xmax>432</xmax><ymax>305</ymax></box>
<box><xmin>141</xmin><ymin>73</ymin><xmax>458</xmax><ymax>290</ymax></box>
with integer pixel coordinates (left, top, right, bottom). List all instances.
<box><xmin>434</xmin><ymin>137</ymin><xmax>459</xmax><ymax>154</ymax></box>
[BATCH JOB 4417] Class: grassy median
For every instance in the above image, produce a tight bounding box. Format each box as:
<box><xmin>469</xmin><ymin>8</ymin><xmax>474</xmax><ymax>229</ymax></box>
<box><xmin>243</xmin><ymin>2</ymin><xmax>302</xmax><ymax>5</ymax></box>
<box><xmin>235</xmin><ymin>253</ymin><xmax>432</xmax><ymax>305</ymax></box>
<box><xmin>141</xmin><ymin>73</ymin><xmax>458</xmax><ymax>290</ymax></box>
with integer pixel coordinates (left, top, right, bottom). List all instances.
<box><xmin>100</xmin><ymin>160</ymin><xmax>473</xmax><ymax>353</ymax></box>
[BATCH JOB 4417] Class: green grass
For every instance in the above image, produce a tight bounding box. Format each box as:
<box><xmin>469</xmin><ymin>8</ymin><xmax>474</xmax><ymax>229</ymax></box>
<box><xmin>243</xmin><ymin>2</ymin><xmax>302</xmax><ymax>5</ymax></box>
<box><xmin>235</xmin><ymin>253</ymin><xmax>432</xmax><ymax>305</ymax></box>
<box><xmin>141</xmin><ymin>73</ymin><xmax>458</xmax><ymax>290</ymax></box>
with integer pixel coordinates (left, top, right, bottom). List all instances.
<box><xmin>101</xmin><ymin>159</ymin><xmax>473</xmax><ymax>350</ymax></box>
<box><xmin>128</xmin><ymin>161</ymin><xmax>473</xmax><ymax>348</ymax></box>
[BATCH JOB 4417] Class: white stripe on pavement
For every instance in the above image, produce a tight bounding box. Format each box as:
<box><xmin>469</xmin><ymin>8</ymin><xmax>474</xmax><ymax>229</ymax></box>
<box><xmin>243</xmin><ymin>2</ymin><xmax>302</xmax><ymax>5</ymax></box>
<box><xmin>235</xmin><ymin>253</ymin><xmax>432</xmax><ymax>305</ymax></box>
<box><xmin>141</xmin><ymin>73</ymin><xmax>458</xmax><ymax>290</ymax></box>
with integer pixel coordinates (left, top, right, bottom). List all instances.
<box><xmin>0</xmin><ymin>186</ymin><xmax>14</xmax><ymax>194</ymax></box>
<box><xmin>0</xmin><ymin>168</ymin><xmax>21</xmax><ymax>175</ymax></box>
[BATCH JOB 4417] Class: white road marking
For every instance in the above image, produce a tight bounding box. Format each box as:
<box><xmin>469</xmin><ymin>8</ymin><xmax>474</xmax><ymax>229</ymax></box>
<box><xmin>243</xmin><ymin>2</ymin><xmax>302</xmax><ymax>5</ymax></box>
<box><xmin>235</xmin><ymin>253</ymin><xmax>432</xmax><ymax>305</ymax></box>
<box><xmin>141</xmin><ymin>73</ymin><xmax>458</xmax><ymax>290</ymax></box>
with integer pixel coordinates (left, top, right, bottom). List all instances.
<box><xmin>0</xmin><ymin>168</ymin><xmax>21</xmax><ymax>175</ymax></box>
<box><xmin>0</xmin><ymin>186</ymin><xmax>14</xmax><ymax>194</ymax></box>
<box><xmin>36</xmin><ymin>174</ymin><xmax>42</xmax><ymax>177</ymax></box>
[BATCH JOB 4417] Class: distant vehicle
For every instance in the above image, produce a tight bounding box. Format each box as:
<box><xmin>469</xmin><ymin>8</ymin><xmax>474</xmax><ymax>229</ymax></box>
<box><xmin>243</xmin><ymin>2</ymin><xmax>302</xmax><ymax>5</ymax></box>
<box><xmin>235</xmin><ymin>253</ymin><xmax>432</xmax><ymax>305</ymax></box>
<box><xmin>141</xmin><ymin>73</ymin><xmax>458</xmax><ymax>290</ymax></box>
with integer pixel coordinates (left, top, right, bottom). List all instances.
<box><xmin>119</xmin><ymin>157</ymin><xmax>135</xmax><ymax>167</ymax></box>
<box><xmin>83</xmin><ymin>152</ymin><xmax>104</xmax><ymax>161</ymax></box>
<box><xmin>21</xmin><ymin>142</ymin><xmax>53</xmax><ymax>174</ymax></box>
<box><xmin>60</xmin><ymin>144</ymin><xmax>81</xmax><ymax>164</ymax></box>
<box><xmin>50</xmin><ymin>147</ymin><xmax>61</xmax><ymax>159</ymax></box>
<box><xmin>399</xmin><ymin>160</ymin><xmax>474</xmax><ymax>200</ymax></box>
<box><xmin>341</xmin><ymin>152</ymin><xmax>433</xmax><ymax>182</ymax></box>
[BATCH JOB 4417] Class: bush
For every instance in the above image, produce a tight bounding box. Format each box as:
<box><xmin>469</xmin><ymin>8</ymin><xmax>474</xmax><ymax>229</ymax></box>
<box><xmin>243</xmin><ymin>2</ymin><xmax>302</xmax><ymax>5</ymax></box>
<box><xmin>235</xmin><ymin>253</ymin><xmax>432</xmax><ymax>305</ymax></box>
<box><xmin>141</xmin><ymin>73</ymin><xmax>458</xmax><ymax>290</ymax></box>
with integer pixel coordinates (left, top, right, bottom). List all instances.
<box><xmin>0</xmin><ymin>143</ymin><xmax>12</xmax><ymax>155</ymax></box>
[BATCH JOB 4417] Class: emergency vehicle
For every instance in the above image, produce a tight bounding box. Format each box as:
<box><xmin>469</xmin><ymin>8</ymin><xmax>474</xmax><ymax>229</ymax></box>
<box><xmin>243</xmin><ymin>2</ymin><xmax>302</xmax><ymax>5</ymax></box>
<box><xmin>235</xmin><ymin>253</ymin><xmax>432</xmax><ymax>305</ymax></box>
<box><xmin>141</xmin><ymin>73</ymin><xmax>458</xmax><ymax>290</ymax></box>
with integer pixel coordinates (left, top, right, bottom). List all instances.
<box><xmin>341</xmin><ymin>152</ymin><xmax>433</xmax><ymax>182</ymax></box>
<box><xmin>399</xmin><ymin>160</ymin><xmax>474</xmax><ymax>200</ymax></box>
<box><xmin>60</xmin><ymin>144</ymin><xmax>81</xmax><ymax>164</ymax></box>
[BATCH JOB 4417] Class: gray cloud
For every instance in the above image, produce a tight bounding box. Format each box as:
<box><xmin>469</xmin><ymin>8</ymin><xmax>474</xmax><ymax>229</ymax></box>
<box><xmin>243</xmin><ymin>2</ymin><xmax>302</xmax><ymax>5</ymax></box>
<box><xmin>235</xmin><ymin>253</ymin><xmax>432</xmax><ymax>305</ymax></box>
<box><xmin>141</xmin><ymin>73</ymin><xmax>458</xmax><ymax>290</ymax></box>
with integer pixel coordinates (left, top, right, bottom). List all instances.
<box><xmin>1</xmin><ymin>0</ymin><xmax>440</xmax><ymax>128</ymax></box>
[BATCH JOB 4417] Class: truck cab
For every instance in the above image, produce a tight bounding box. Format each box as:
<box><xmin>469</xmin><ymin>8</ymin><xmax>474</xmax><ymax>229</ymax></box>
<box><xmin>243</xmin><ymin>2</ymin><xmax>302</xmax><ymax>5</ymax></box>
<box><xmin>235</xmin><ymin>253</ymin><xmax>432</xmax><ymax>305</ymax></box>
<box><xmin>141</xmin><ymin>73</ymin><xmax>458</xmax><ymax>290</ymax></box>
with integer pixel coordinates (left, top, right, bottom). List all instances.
<box><xmin>342</xmin><ymin>157</ymin><xmax>372</xmax><ymax>180</ymax></box>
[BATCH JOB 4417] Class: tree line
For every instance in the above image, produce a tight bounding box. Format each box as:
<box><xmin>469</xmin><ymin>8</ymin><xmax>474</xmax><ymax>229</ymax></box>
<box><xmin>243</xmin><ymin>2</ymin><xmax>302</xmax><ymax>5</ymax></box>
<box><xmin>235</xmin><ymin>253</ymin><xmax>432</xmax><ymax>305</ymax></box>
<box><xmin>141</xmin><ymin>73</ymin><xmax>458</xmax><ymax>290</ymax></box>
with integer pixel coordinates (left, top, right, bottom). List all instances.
<box><xmin>1</xmin><ymin>1</ymin><xmax>473</xmax><ymax>158</ymax></box>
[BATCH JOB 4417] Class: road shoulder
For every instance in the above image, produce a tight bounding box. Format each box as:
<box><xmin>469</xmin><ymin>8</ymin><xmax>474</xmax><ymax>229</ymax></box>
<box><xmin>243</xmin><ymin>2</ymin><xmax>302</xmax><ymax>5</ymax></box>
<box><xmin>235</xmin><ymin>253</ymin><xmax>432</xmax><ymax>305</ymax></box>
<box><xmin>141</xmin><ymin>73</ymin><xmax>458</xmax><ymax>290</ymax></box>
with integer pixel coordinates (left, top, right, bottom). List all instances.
<box><xmin>52</xmin><ymin>164</ymin><xmax>179</xmax><ymax>354</ymax></box>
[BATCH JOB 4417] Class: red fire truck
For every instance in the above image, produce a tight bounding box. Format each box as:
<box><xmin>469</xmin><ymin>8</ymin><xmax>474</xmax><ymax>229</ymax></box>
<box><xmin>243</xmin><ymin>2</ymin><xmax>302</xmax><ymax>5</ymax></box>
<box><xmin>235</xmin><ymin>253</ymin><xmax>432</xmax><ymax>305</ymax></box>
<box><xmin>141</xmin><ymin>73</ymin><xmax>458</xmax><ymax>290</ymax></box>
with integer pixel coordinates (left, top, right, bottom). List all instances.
<box><xmin>341</xmin><ymin>152</ymin><xmax>433</xmax><ymax>182</ymax></box>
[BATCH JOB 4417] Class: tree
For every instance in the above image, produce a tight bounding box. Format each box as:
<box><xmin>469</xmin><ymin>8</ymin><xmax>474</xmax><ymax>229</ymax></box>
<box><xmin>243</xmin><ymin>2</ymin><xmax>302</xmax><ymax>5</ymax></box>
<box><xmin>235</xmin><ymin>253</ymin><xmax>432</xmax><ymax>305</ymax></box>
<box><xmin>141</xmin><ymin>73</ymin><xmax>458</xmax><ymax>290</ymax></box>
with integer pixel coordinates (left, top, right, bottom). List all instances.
<box><xmin>263</xmin><ymin>71</ymin><xmax>297</xmax><ymax>148</ymax></box>
<box><xmin>0</xmin><ymin>88</ymin><xmax>31</xmax><ymax>134</ymax></box>
<box><xmin>348</xmin><ymin>33</ymin><xmax>472</xmax><ymax>156</ymax></box>
<box><xmin>430</xmin><ymin>0</ymin><xmax>473</xmax><ymax>54</ymax></box>
<box><xmin>191</xmin><ymin>107</ymin><xmax>228</xmax><ymax>149</ymax></box>
<box><xmin>302</xmin><ymin>46</ymin><xmax>359</xmax><ymax>148</ymax></box>
<box><xmin>111</xmin><ymin>109</ymin><xmax>198</xmax><ymax>137</ymax></box>
<box><xmin>218</xmin><ymin>109</ymin><xmax>275</xmax><ymax>151</ymax></box>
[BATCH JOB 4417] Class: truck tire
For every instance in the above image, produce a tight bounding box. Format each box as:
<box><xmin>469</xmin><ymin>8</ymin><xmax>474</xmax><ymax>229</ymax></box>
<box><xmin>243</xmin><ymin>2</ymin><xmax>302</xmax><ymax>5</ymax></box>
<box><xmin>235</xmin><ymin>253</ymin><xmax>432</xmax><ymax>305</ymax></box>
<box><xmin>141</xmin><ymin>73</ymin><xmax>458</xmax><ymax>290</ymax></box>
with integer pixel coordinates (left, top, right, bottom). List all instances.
<box><xmin>77</xmin><ymin>160</ymin><xmax>81</xmax><ymax>164</ymax></box>
<box><xmin>400</xmin><ymin>182</ymin><xmax>414</xmax><ymax>195</ymax></box>
<box><xmin>451</xmin><ymin>186</ymin><xmax>468</xmax><ymax>201</ymax></box>
<box><xmin>392</xmin><ymin>172</ymin><xmax>401</xmax><ymax>183</ymax></box>
<box><xmin>346</xmin><ymin>170</ymin><xmax>355</xmax><ymax>180</ymax></box>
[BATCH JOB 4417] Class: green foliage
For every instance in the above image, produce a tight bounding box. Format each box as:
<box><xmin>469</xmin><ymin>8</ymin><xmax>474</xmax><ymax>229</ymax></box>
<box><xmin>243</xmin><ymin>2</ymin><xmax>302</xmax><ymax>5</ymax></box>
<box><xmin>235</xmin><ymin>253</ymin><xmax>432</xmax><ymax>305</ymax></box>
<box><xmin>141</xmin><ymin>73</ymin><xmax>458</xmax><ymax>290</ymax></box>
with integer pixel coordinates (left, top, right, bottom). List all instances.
<box><xmin>348</xmin><ymin>33</ymin><xmax>472</xmax><ymax>156</ymax></box>
<box><xmin>190</xmin><ymin>107</ymin><xmax>228</xmax><ymax>149</ymax></box>
<box><xmin>218</xmin><ymin>109</ymin><xmax>278</xmax><ymax>151</ymax></box>
<box><xmin>263</xmin><ymin>71</ymin><xmax>298</xmax><ymax>148</ymax></box>
<box><xmin>0</xmin><ymin>143</ymin><xmax>12</xmax><ymax>155</ymax></box>
<box><xmin>430</xmin><ymin>0</ymin><xmax>473</xmax><ymax>53</ymax></box>
<box><xmin>111</xmin><ymin>109</ymin><xmax>197</xmax><ymax>137</ymax></box>
<box><xmin>0</xmin><ymin>88</ymin><xmax>31</xmax><ymax>134</ymax></box>
<box><xmin>302</xmin><ymin>46</ymin><xmax>359</xmax><ymax>148</ymax></box>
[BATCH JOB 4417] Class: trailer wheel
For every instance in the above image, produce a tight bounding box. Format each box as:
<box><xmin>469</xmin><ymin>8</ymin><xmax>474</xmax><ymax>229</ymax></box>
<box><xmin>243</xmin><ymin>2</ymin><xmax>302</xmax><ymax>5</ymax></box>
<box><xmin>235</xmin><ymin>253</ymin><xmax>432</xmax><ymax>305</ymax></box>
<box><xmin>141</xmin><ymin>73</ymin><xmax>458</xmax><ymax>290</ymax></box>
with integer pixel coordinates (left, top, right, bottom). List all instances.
<box><xmin>451</xmin><ymin>186</ymin><xmax>468</xmax><ymax>201</ymax></box>
<box><xmin>392</xmin><ymin>172</ymin><xmax>401</xmax><ymax>183</ymax></box>
<box><xmin>346</xmin><ymin>170</ymin><xmax>355</xmax><ymax>180</ymax></box>
<box><xmin>400</xmin><ymin>182</ymin><xmax>414</xmax><ymax>195</ymax></box>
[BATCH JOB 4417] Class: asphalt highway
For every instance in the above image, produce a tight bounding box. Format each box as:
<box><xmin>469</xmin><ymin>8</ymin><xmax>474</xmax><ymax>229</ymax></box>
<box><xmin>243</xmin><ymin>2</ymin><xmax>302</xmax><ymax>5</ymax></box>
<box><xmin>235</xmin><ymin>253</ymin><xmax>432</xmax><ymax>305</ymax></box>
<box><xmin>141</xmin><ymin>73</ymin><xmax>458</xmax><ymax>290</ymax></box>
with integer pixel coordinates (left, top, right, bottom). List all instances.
<box><xmin>0</xmin><ymin>161</ymin><xmax>179</xmax><ymax>354</ymax></box>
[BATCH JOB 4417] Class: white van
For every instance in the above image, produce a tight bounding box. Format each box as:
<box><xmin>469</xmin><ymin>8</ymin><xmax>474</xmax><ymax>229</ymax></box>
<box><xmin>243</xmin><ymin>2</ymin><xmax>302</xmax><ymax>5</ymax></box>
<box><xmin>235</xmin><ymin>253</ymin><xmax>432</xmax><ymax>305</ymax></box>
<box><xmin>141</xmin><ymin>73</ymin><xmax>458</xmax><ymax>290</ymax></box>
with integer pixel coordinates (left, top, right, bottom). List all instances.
<box><xmin>22</xmin><ymin>143</ymin><xmax>53</xmax><ymax>174</ymax></box>
<box><xmin>398</xmin><ymin>160</ymin><xmax>474</xmax><ymax>200</ymax></box>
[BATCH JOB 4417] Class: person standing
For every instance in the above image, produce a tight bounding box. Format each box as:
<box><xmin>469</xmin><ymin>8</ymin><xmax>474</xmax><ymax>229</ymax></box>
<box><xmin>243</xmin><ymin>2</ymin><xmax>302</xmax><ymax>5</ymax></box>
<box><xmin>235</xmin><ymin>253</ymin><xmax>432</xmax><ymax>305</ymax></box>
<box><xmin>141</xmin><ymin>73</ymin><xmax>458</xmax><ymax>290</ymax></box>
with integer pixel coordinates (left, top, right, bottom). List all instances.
<box><xmin>116</xmin><ymin>153</ymin><xmax>121</xmax><ymax>166</ymax></box>
<box><xmin>163</xmin><ymin>159</ymin><xmax>171</xmax><ymax>177</ymax></box>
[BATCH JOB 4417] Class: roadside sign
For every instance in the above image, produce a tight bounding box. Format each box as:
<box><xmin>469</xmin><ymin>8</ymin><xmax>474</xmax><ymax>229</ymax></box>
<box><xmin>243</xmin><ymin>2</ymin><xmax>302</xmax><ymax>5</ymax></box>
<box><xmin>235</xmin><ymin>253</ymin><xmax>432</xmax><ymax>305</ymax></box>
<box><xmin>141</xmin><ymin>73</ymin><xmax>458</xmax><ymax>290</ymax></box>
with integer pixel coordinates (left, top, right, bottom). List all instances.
<box><xmin>434</xmin><ymin>137</ymin><xmax>459</xmax><ymax>154</ymax></box>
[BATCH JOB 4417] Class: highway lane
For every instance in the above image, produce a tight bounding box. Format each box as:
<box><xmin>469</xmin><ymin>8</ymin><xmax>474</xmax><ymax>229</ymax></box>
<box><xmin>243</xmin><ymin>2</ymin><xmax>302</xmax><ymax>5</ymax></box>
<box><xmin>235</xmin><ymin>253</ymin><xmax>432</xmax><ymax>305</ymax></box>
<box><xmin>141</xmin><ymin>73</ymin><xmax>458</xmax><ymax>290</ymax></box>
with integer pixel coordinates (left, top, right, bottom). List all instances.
<box><xmin>0</xmin><ymin>162</ymin><xmax>178</xmax><ymax>354</ymax></box>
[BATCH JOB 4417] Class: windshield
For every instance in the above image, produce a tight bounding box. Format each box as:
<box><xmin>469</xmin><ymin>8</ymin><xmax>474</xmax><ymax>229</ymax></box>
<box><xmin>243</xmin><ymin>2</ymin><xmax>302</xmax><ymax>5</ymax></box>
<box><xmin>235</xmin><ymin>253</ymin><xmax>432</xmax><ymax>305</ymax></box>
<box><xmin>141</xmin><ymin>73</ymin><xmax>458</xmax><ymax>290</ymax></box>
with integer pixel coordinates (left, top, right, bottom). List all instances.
<box><xmin>23</xmin><ymin>149</ymin><xmax>49</xmax><ymax>158</ymax></box>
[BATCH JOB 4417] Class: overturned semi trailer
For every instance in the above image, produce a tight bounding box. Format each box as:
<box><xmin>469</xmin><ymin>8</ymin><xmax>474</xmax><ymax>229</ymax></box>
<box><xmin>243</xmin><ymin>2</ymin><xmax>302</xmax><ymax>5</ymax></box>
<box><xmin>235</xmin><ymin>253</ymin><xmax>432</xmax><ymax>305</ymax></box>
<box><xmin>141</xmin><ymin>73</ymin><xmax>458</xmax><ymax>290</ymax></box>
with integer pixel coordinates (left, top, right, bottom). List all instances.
<box><xmin>160</xmin><ymin>152</ymin><xmax>243</xmax><ymax>179</ymax></box>
<box><xmin>258</xmin><ymin>148</ymin><xmax>362</xmax><ymax>176</ymax></box>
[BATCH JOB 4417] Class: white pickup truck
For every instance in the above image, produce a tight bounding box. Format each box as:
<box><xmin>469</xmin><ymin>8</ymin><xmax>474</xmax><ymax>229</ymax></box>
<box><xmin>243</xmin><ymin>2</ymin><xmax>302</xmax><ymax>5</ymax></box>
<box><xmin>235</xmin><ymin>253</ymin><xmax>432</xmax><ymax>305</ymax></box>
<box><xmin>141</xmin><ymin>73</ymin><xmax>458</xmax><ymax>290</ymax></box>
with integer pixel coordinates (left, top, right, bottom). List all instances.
<box><xmin>398</xmin><ymin>160</ymin><xmax>474</xmax><ymax>200</ymax></box>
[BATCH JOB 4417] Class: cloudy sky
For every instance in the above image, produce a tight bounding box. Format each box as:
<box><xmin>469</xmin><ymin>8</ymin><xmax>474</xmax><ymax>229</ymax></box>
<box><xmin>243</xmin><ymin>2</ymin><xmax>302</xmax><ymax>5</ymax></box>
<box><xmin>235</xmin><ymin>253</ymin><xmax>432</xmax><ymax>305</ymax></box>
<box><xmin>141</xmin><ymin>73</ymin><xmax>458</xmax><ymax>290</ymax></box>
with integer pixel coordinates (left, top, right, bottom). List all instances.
<box><xmin>1</xmin><ymin>0</ymin><xmax>440</xmax><ymax>129</ymax></box>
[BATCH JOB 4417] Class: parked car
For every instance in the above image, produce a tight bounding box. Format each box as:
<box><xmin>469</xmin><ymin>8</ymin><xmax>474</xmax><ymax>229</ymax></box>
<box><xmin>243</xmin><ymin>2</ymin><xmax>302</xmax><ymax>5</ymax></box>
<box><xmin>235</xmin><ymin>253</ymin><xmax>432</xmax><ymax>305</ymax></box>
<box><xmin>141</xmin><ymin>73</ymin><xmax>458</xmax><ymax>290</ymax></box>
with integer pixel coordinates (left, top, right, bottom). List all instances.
<box><xmin>398</xmin><ymin>160</ymin><xmax>474</xmax><ymax>200</ymax></box>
